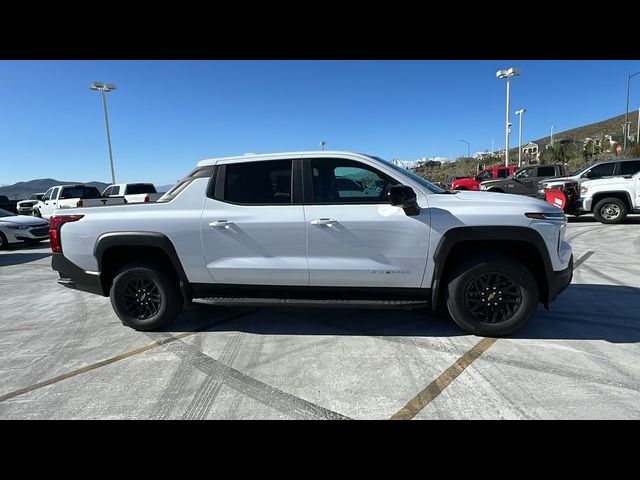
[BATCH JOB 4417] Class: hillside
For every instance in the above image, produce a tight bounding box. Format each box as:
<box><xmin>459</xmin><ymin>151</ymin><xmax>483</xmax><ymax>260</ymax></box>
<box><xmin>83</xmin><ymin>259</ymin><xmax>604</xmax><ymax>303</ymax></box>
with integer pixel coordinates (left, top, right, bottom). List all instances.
<box><xmin>0</xmin><ymin>179</ymin><xmax>110</xmax><ymax>200</ymax></box>
<box><xmin>517</xmin><ymin>110</ymin><xmax>640</xmax><ymax>154</ymax></box>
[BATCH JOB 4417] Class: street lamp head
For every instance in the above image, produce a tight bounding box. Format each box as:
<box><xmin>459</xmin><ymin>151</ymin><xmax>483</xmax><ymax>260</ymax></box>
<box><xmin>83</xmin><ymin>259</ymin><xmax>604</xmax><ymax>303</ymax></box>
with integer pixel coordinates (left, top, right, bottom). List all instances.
<box><xmin>496</xmin><ymin>67</ymin><xmax>520</xmax><ymax>79</ymax></box>
<box><xmin>89</xmin><ymin>82</ymin><xmax>116</xmax><ymax>92</ymax></box>
<box><xmin>515</xmin><ymin>108</ymin><xmax>527</xmax><ymax>115</ymax></box>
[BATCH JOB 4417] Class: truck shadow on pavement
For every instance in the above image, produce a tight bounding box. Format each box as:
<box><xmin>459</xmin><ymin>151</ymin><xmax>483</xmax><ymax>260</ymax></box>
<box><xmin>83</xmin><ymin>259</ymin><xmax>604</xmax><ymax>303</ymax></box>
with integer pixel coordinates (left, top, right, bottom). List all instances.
<box><xmin>169</xmin><ymin>283</ymin><xmax>640</xmax><ymax>344</ymax></box>
<box><xmin>0</xmin><ymin>250</ymin><xmax>51</xmax><ymax>267</ymax></box>
<box><xmin>568</xmin><ymin>215</ymin><xmax>640</xmax><ymax>224</ymax></box>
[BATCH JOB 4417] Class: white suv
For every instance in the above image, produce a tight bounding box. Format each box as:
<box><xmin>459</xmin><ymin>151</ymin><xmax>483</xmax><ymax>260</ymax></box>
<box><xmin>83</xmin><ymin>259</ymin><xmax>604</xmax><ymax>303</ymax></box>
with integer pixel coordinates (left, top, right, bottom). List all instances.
<box><xmin>49</xmin><ymin>151</ymin><xmax>573</xmax><ymax>336</ymax></box>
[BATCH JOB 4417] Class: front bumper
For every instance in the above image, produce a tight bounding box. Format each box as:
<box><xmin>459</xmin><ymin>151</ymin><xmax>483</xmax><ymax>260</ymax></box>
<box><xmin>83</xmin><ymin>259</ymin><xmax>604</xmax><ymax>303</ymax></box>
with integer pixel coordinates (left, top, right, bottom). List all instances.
<box><xmin>51</xmin><ymin>253</ymin><xmax>106</xmax><ymax>296</ymax></box>
<box><xmin>577</xmin><ymin>196</ymin><xmax>592</xmax><ymax>212</ymax></box>
<box><xmin>548</xmin><ymin>254</ymin><xmax>573</xmax><ymax>304</ymax></box>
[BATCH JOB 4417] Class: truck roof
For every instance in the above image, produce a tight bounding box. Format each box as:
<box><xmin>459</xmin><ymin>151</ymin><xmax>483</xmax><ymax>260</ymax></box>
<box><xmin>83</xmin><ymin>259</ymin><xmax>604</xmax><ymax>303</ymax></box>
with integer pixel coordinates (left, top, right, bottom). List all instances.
<box><xmin>197</xmin><ymin>151</ymin><xmax>372</xmax><ymax>167</ymax></box>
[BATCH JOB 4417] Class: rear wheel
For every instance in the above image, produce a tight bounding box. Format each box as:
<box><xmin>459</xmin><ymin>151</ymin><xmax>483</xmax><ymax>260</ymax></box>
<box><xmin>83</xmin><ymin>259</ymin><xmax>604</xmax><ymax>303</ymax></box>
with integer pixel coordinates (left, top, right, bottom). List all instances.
<box><xmin>445</xmin><ymin>254</ymin><xmax>539</xmax><ymax>336</ymax></box>
<box><xmin>110</xmin><ymin>263</ymin><xmax>183</xmax><ymax>331</ymax></box>
<box><xmin>488</xmin><ymin>188</ymin><xmax>505</xmax><ymax>193</ymax></box>
<box><xmin>593</xmin><ymin>197</ymin><xmax>627</xmax><ymax>224</ymax></box>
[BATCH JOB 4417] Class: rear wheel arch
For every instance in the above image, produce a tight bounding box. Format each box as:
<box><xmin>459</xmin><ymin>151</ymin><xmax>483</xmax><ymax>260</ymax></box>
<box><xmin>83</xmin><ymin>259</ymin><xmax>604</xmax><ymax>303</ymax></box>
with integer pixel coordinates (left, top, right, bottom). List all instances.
<box><xmin>95</xmin><ymin>232</ymin><xmax>190</xmax><ymax>300</ymax></box>
<box><xmin>431</xmin><ymin>227</ymin><xmax>552</xmax><ymax>311</ymax></box>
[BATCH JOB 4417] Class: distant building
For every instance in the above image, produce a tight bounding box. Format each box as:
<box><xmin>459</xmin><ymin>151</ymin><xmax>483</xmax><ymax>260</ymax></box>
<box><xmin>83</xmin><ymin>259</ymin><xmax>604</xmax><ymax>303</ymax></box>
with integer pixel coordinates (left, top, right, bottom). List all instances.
<box><xmin>583</xmin><ymin>134</ymin><xmax>616</xmax><ymax>152</ymax></box>
<box><xmin>522</xmin><ymin>142</ymin><xmax>540</xmax><ymax>162</ymax></box>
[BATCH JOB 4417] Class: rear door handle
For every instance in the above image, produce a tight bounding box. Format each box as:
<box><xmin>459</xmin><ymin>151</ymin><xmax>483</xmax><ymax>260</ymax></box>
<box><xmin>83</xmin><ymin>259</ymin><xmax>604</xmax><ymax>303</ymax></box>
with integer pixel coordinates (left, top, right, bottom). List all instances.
<box><xmin>209</xmin><ymin>220</ymin><xmax>234</xmax><ymax>228</ymax></box>
<box><xmin>310</xmin><ymin>218</ymin><xmax>337</xmax><ymax>226</ymax></box>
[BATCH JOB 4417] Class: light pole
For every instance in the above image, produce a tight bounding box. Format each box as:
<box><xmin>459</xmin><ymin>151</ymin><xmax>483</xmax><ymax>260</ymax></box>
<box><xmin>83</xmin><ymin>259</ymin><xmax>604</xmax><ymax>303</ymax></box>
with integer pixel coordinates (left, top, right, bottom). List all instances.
<box><xmin>515</xmin><ymin>108</ymin><xmax>527</xmax><ymax>167</ymax></box>
<box><xmin>496</xmin><ymin>67</ymin><xmax>520</xmax><ymax>167</ymax></box>
<box><xmin>550</xmin><ymin>125</ymin><xmax>554</xmax><ymax>147</ymax></box>
<box><xmin>90</xmin><ymin>82</ymin><xmax>117</xmax><ymax>184</ymax></box>
<box><xmin>319</xmin><ymin>141</ymin><xmax>326</xmax><ymax>151</ymax></box>
<box><xmin>624</xmin><ymin>71</ymin><xmax>640</xmax><ymax>152</ymax></box>
<box><xmin>459</xmin><ymin>139</ymin><xmax>470</xmax><ymax>159</ymax></box>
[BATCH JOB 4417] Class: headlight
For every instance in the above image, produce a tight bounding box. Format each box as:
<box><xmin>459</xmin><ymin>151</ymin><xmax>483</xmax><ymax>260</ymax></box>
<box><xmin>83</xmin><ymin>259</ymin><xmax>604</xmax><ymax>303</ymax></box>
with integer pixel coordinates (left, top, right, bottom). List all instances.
<box><xmin>580</xmin><ymin>186</ymin><xmax>588</xmax><ymax>194</ymax></box>
<box><xmin>6</xmin><ymin>225</ymin><xmax>30</xmax><ymax>230</ymax></box>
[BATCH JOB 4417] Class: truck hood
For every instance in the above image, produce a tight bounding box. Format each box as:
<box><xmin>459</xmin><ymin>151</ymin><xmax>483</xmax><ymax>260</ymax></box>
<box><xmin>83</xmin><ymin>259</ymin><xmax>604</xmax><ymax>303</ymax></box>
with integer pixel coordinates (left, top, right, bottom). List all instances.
<box><xmin>537</xmin><ymin>175</ymin><xmax>578</xmax><ymax>187</ymax></box>
<box><xmin>0</xmin><ymin>215</ymin><xmax>48</xmax><ymax>227</ymax></box>
<box><xmin>479</xmin><ymin>178</ymin><xmax>508</xmax><ymax>188</ymax></box>
<box><xmin>581</xmin><ymin>175</ymin><xmax>636</xmax><ymax>188</ymax></box>
<box><xmin>442</xmin><ymin>190</ymin><xmax>557</xmax><ymax>210</ymax></box>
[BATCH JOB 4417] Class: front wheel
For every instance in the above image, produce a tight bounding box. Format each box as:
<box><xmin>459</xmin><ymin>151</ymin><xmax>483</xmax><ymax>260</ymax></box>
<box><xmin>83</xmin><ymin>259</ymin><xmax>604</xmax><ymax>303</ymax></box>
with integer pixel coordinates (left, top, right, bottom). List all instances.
<box><xmin>32</xmin><ymin>209</ymin><xmax>41</xmax><ymax>218</ymax></box>
<box><xmin>593</xmin><ymin>197</ymin><xmax>627</xmax><ymax>224</ymax></box>
<box><xmin>110</xmin><ymin>263</ymin><xmax>183</xmax><ymax>331</ymax></box>
<box><xmin>445</xmin><ymin>254</ymin><xmax>539</xmax><ymax>336</ymax></box>
<box><xmin>0</xmin><ymin>232</ymin><xmax>8</xmax><ymax>250</ymax></box>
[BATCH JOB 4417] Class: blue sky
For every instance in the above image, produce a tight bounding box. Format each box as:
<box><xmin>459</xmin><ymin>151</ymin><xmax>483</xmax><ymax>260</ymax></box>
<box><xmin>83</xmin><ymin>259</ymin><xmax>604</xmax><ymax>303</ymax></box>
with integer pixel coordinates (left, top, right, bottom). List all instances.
<box><xmin>1</xmin><ymin>60</ymin><xmax>639</xmax><ymax>185</ymax></box>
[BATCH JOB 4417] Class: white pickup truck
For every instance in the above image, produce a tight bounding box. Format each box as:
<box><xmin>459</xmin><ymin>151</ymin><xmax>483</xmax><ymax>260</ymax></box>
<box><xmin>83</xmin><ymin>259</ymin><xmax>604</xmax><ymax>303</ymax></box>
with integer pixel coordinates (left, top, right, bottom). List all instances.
<box><xmin>577</xmin><ymin>170</ymin><xmax>640</xmax><ymax>223</ymax></box>
<box><xmin>49</xmin><ymin>151</ymin><xmax>573</xmax><ymax>336</ymax></box>
<box><xmin>101</xmin><ymin>183</ymin><xmax>162</xmax><ymax>204</ymax></box>
<box><xmin>33</xmin><ymin>184</ymin><xmax>125</xmax><ymax>219</ymax></box>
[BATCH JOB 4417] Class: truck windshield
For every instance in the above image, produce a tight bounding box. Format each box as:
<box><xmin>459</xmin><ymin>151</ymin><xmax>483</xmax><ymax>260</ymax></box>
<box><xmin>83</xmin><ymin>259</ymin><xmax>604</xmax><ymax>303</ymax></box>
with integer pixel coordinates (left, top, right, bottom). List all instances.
<box><xmin>364</xmin><ymin>155</ymin><xmax>445</xmax><ymax>194</ymax></box>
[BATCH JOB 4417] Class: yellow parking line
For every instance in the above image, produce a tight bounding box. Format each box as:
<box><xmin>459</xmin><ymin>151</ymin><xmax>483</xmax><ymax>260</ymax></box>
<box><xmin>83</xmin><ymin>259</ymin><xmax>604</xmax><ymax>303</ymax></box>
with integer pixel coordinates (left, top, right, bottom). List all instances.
<box><xmin>390</xmin><ymin>337</ymin><xmax>497</xmax><ymax>420</ymax></box>
<box><xmin>0</xmin><ymin>332</ymin><xmax>195</xmax><ymax>403</ymax></box>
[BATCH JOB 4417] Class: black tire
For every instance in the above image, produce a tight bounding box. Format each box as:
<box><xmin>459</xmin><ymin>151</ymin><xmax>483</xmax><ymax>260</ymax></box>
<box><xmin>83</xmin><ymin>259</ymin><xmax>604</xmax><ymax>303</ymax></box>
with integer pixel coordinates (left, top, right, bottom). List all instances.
<box><xmin>0</xmin><ymin>232</ymin><xmax>8</xmax><ymax>250</ymax></box>
<box><xmin>593</xmin><ymin>197</ymin><xmax>627</xmax><ymax>224</ymax></box>
<box><xmin>488</xmin><ymin>188</ymin><xmax>505</xmax><ymax>193</ymax></box>
<box><xmin>32</xmin><ymin>209</ymin><xmax>41</xmax><ymax>218</ymax></box>
<box><xmin>109</xmin><ymin>262</ymin><xmax>183</xmax><ymax>331</ymax></box>
<box><xmin>445</xmin><ymin>253</ymin><xmax>539</xmax><ymax>337</ymax></box>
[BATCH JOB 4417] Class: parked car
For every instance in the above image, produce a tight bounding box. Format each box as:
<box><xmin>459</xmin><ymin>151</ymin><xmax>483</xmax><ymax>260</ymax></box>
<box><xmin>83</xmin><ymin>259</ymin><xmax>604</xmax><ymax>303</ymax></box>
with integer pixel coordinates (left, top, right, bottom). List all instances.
<box><xmin>576</xmin><ymin>170</ymin><xmax>640</xmax><ymax>223</ymax></box>
<box><xmin>101</xmin><ymin>183</ymin><xmax>162</xmax><ymax>204</ymax></box>
<box><xmin>33</xmin><ymin>185</ymin><xmax>125</xmax><ymax>219</ymax></box>
<box><xmin>0</xmin><ymin>208</ymin><xmax>49</xmax><ymax>249</ymax></box>
<box><xmin>537</xmin><ymin>158</ymin><xmax>640</xmax><ymax>198</ymax></box>
<box><xmin>16</xmin><ymin>192</ymin><xmax>45</xmax><ymax>215</ymax></box>
<box><xmin>0</xmin><ymin>195</ymin><xmax>18</xmax><ymax>214</ymax></box>
<box><xmin>480</xmin><ymin>164</ymin><xmax>564</xmax><ymax>196</ymax></box>
<box><xmin>50</xmin><ymin>151</ymin><xmax>573</xmax><ymax>337</ymax></box>
<box><xmin>451</xmin><ymin>166</ymin><xmax>517</xmax><ymax>191</ymax></box>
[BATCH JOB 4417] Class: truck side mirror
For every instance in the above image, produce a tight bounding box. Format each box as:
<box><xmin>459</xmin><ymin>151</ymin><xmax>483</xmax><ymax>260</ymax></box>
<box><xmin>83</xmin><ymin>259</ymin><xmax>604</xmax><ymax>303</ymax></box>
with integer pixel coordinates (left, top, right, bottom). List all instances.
<box><xmin>388</xmin><ymin>185</ymin><xmax>420</xmax><ymax>216</ymax></box>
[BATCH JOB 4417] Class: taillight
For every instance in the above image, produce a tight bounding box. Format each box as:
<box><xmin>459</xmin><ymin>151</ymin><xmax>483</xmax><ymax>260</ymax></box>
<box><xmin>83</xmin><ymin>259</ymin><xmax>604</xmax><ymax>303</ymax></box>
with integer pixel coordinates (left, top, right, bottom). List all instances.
<box><xmin>49</xmin><ymin>215</ymin><xmax>84</xmax><ymax>253</ymax></box>
<box><xmin>76</xmin><ymin>199</ymin><xmax>83</xmax><ymax>207</ymax></box>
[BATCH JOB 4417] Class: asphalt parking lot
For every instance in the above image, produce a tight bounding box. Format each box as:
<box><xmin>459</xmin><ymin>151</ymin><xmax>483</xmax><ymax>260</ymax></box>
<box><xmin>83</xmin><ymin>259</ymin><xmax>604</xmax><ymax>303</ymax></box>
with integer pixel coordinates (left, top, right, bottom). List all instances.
<box><xmin>1</xmin><ymin>216</ymin><xmax>639</xmax><ymax>419</ymax></box>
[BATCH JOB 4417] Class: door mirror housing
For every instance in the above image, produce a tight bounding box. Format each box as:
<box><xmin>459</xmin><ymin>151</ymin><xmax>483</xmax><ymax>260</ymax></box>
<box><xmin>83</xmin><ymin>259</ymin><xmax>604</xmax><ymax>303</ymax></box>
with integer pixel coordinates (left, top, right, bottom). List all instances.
<box><xmin>388</xmin><ymin>185</ymin><xmax>420</xmax><ymax>216</ymax></box>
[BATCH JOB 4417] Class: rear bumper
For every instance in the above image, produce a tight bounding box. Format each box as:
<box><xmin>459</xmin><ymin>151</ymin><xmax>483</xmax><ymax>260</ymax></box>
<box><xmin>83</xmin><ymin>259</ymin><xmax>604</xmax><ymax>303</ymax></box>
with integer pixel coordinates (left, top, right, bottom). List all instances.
<box><xmin>51</xmin><ymin>253</ymin><xmax>106</xmax><ymax>296</ymax></box>
<box><xmin>548</xmin><ymin>254</ymin><xmax>573</xmax><ymax>304</ymax></box>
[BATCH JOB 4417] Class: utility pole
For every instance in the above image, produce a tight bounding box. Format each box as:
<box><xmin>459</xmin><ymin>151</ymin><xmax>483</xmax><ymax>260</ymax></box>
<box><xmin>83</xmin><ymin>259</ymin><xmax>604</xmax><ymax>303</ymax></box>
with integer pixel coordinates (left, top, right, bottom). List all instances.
<box><xmin>624</xmin><ymin>72</ymin><xmax>640</xmax><ymax>152</ymax></box>
<box><xmin>89</xmin><ymin>82</ymin><xmax>117</xmax><ymax>184</ymax></box>
<box><xmin>551</xmin><ymin>125</ymin><xmax>554</xmax><ymax>148</ymax></box>
<box><xmin>496</xmin><ymin>68</ymin><xmax>520</xmax><ymax>167</ymax></box>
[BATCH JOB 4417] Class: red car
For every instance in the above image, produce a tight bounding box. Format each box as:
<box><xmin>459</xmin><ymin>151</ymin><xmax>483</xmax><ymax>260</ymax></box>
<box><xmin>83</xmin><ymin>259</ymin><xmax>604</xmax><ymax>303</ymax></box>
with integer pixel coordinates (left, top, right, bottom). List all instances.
<box><xmin>451</xmin><ymin>166</ymin><xmax>518</xmax><ymax>191</ymax></box>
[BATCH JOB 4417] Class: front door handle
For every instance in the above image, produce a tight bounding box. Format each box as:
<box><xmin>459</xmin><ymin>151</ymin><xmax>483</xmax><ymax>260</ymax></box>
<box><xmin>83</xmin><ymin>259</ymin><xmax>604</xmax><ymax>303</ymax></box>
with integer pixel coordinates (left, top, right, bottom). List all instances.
<box><xmin>310</xmin><ymin>218</ymin><xmax>337</xmax><ymax>226</ymax></box>
<box><xmin>209</xmin><ymin>220</ymin><xmax>234</xmax><ymax>228</ymax></box>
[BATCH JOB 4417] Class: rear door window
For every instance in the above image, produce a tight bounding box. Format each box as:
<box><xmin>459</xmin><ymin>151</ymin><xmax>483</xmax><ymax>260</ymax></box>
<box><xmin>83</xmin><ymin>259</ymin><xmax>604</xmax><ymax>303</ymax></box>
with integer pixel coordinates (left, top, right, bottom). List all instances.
<box><xmin>127</xmin><ymin>184</ymin><xmax>157</xmax><ymax>195</ymax></box>
<box><xmin>618</xmin><ymin>160</ymin><xmax>640</xmax><ymax>176</ymax></box>
<box><xmin>536</xmin><ymin>166</ymin><xmax>557</xmax><ymax>177</ymax></box>
<box><xmin>59</xmin><ymin>186</ymin><xmax>102</xmax><ymax>199</ymax></box>
<box><xmin>497</xmin><ymin>168</ymin><xmax>510</xmax><ymax>178</ymax></box>
<box><xmin>224</xmin><ymin>160</ymin><xmax>292</xmax><ymax>204</ymax></box>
